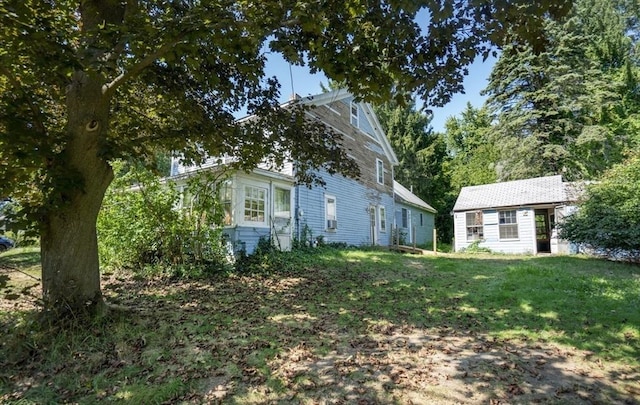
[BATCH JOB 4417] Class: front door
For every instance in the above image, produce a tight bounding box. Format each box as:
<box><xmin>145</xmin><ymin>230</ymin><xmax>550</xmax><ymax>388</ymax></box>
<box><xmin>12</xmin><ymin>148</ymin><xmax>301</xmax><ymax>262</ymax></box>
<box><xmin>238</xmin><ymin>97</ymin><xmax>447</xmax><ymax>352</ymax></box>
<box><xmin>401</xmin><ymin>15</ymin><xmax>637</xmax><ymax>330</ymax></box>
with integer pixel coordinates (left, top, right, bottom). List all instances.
<box><xmin>369</xmin><ymin>206</ymin><xmax>377</xmax><ymax>245</ymax></box>
<box><xmin>535</xmin><ymin>209</ymin><xmax>551</xmax><ymax>253</ymax></box>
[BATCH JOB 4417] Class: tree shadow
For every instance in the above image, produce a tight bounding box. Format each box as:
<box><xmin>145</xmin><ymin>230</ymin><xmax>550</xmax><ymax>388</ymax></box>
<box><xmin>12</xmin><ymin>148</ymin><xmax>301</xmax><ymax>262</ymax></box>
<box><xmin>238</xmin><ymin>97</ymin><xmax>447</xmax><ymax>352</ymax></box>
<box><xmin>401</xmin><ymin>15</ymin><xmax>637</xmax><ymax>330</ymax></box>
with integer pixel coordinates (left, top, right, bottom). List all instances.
<box><xmin>2</xmin><ymin>251</ymin><xmax>639</xmax><ymax>403</ymax></box>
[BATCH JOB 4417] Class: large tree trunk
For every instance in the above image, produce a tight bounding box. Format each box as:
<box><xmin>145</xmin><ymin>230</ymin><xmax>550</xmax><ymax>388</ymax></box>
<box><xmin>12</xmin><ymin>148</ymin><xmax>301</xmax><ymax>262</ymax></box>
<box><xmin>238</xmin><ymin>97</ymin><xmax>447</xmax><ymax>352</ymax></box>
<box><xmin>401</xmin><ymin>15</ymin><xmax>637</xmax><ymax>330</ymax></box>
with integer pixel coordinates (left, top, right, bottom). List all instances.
<box><xmin>41</xmin><ymin>71</ymin><xmax>113</xmax><ymax>318</ymax></box>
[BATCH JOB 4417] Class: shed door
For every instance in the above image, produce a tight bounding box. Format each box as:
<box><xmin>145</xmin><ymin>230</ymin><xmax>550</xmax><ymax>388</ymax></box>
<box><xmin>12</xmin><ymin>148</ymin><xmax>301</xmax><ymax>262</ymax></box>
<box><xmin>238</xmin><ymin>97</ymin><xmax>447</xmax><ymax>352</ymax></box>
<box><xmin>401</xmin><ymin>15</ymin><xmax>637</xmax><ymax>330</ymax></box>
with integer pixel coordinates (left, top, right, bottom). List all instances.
<box><xmin>535</xmin><ymin>209</ymin><xmax>551</xmax><ymax>253</ymax></box>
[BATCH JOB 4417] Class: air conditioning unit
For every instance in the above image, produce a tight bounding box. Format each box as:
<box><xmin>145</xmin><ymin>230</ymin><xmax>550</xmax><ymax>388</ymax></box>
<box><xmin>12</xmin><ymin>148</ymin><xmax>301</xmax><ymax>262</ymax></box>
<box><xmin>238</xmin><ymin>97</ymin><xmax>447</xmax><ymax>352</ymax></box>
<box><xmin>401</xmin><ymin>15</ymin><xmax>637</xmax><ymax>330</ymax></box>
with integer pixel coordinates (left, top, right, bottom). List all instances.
<box><xmin>327</xmin><ymin>219</ymin><xmax>338</xmax><ymax>230</ymax></box>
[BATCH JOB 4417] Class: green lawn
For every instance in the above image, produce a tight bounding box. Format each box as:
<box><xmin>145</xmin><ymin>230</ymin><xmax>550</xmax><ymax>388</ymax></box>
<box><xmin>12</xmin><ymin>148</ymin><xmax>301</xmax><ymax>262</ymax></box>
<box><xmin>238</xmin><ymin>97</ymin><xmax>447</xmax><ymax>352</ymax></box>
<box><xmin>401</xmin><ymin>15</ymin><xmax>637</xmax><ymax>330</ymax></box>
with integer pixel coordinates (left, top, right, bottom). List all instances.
<box><xmin>1</xmin><ymin>248</ymin><xmax>639</xmax><ymax>403</ymax></box>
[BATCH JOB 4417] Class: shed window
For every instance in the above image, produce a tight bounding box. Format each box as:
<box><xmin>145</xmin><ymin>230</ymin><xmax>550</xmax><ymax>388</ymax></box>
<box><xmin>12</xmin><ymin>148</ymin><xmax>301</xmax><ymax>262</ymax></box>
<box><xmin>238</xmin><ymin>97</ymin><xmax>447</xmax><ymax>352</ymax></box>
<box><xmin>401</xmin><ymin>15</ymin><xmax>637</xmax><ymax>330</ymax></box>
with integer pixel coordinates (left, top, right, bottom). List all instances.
<box><xmin>499</xmin><ymin>210</ymin><xmax>519</xmax><ymax>239</ymax></box>
<box><xmin>466</xmin><ymin>211</ymin><xmax>484</xmax><ymax>241</ymax></box>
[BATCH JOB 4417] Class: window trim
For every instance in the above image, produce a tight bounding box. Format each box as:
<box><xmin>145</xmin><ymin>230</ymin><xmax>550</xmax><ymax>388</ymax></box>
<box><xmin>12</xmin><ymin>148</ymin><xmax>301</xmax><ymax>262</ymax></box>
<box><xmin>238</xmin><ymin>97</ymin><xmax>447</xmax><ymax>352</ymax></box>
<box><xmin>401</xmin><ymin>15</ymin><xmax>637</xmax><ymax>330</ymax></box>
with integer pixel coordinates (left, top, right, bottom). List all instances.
<box><xmin>499</xmin><ymin>209</ymin><xmax>519</xmax><ymax>240</ymax></box>
<box><xmin>376</xmin><ymin>158</ymin><xmax>384</xmax><ymax>185</ymax></box>
<box><xmin>350</xmin><ymin>101</ymin><xmax>359</xmax><ymax>128</ymax></box>
<box><xmin>325</xmin><ymin>194</ymin><xmax>337</xmax><ymax>231</ymax></box>
<box><xmin>274</xmin><ymin>187</ymin><xmax>291</xmax><ymax>219</ymax></box>
<box><xmin>466</xmin><ymin>211</ymin><xmax>484</xmax><ymax>241</ymax></box>
<box><xmin>243</xmin><ymin>185</ymin><xmax>267</xmax><ymax>225</ymax></box>
<box><xmin>221</xmin><ymin>181</ymin><xmax>233</xmax><ymax>226</ymax></box>
<box><xmin>379</xmin><ymin>205</ymin><xmax>386</xmax><ymax>232</ymax></box>
<box><xmin>401</xmin><ymin>207</ymin><xmax>409</xmax><ymax>228</ymax></box>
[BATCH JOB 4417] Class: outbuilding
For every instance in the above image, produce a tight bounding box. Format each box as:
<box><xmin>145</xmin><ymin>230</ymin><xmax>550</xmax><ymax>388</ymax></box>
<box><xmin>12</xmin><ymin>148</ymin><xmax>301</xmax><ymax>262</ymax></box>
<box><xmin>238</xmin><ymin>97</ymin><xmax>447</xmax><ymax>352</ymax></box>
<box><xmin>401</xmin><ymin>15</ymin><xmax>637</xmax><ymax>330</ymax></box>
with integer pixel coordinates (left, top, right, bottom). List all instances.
<box><xmin>452</xmin><ymin>175</ymin><xmax>582</xmax><ymax>254</ymax></box>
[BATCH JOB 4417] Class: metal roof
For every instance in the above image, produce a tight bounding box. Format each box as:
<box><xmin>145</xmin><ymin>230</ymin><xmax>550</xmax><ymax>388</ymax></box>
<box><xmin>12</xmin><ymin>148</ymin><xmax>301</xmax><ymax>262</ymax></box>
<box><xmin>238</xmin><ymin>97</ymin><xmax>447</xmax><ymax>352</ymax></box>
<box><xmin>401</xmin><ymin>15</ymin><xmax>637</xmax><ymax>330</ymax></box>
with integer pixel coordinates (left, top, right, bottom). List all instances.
<box><xmin>453</xmin><ymin>175</ymin><xmax>574</xmax><ymax>211</ymax></box>
<box><xmin>394</xmin><ymin>181</ymin><xmax>437</xmax><ymax>213</ymax></box>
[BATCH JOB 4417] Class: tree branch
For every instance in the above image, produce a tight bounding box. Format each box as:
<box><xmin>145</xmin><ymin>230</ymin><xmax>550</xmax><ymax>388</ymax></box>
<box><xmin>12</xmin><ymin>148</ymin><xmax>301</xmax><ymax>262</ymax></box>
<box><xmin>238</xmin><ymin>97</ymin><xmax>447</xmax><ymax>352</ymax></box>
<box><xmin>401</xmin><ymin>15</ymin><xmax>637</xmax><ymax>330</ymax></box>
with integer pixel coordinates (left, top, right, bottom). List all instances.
<box><xmin>102</xmin><ymin>39</ymin><xmax>183</xmax><ymax>97</ymax></box>
<box><xmin>0</xmin><ymin>66</ymin><xmax>47</xmax><ymax>136</ymax></box>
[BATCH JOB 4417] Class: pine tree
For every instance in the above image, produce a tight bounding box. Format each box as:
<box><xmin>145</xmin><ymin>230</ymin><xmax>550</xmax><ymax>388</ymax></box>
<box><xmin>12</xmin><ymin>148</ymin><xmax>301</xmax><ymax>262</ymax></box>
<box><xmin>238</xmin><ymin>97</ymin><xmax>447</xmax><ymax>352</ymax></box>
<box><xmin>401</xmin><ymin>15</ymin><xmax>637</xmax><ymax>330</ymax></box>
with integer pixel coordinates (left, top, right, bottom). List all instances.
<box><xmin>374</xmin><ymin>102</ymin><xmax>453</xmax><ymax>241</ymax></box>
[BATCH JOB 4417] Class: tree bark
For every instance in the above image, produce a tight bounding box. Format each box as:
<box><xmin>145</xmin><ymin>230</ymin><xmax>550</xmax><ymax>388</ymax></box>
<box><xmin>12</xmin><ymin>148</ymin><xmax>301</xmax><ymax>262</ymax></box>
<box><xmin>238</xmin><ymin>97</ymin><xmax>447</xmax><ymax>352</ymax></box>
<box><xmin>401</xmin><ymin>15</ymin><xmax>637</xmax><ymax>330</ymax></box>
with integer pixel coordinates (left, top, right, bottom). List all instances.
<box><xmin>41</xmin><ymin>71</ymin><xmax>113</xmax><ymax>318</ymax></box>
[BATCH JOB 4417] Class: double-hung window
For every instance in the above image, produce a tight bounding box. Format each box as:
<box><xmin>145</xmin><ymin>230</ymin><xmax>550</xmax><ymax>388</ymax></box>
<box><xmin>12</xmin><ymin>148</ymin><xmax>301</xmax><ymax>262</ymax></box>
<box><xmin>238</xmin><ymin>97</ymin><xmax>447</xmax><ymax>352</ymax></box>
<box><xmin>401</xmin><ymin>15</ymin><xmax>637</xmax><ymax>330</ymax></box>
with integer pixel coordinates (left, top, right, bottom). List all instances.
<box><xmin>466</xmin><ymin>211</ymin><xmax>484</xmax><ymax>241</ymax></box>
<box><xmin>499</xmin><ymin>210</ymin><xmax>519</xmax><ymax>239</ymax></box>
<box><xmin>376</xmin><ymin>159</ymin><xmax>384</xmax><ymax>184</ymax></box>
<box><xmin>379</xmin><ymin>206</ymin><xmax>386</xmax><ymax>232</ymax></box>
<box><xmin>325</xmin><ymin>195</ymin><xmax>337</xmax><ymax>229</ymax></box>
<box><xmin>350</xmin><ymin>101</ymin><xmax>359</xmax><ymax>127</ymax></box>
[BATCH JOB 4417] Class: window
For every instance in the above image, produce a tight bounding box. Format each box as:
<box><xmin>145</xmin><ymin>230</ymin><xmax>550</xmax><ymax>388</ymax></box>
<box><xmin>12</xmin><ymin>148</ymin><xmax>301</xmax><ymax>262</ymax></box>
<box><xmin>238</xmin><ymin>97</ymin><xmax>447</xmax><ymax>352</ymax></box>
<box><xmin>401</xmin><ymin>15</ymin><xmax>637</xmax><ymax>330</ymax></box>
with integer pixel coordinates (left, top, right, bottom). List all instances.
<box><xmin>221</xmin><ymin>181</ymin><xmax>233</xmax><ymax>225</ymax></box>
<box><xmin>466</xmin><ymin>211</ymin><xmax>484</xmax><ymax>241</ymax></box>
<box><xmin>244</xmin><ymin>186</ymin><xmax>266</xmax><ymax>222</ymax></box>
<box><xmin>274</xmin><ymin>188</ymin><xmax>290</xmax><ymax>218</ymax></box>
<box><xmin>401</xmin><ymin>208</ymin><xmax>409</xmax><ymax>228</ymax></box>
<box><xmin>499</xmin><ymin>210</ymin><xmax>519</xmax><ymax>239</ymax></box>
<box><xmin>420</xmin><ymin>213</ymin><xmax>423</xmax><ymax>227</ymax></box>
<box><xmin>379</xmin><ymin>206</ymin><xmax>386</xmax><ymax>232</ymax></box>
<box><xmin>325</xmin><ymin>195</ymin><xmax>337</xmax><ymax>229</ymax></box>
<box><xmin>350</xmin><ymin>101</ymin><xmax>359</xmax><ymax>127</ymax></box>
<box><xmin>376</xmin><ymin>159</ymin><xmax>384</xmax><ymax>184</ymax></box>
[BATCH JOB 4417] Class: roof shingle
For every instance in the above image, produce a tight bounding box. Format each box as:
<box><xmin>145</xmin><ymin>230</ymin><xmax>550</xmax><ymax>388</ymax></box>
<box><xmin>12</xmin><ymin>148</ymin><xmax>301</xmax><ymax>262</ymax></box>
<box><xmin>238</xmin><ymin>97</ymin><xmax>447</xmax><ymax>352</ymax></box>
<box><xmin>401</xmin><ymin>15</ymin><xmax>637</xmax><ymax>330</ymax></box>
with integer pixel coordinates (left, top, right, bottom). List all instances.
<box><xmin>453</xmin><ymin>175</ymin><xmax>571</xmax><ymax>211</ymax></box>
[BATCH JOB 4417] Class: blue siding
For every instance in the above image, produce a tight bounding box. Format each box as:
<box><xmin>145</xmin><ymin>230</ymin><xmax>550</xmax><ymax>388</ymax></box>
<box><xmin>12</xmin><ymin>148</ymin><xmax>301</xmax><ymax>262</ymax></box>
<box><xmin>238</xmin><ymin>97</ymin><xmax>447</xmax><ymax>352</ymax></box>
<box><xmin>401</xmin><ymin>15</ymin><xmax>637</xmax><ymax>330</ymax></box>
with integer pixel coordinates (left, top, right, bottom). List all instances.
<box><xmin>222</xmin><ymin>226</ymin><xmax>271</xmax><ymax>254</ymax></box>
<box><xmin>295</xmin><ymin>171</ymin><xmax>394</xmax><ymax>247</ymax></box>
<box><xmin>395</xmin><ymin>202</ymin><xmax>435</xmax><ymax>246</ymax></box>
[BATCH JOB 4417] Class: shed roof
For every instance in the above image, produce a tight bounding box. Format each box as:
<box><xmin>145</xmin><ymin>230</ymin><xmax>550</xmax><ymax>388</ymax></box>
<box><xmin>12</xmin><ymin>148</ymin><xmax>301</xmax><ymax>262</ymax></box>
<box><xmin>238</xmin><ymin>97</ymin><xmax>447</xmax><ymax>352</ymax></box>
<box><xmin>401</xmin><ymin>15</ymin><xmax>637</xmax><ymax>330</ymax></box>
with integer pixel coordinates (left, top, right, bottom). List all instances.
<box><xmin>453</xmin><ymin>175</ymin><xmax>576</xmax><ymax>211</ymax></box>
<box><xmin>394</xmin><ymin>181</ymin><xmax>437</xmax><ymax>213</ymax></box>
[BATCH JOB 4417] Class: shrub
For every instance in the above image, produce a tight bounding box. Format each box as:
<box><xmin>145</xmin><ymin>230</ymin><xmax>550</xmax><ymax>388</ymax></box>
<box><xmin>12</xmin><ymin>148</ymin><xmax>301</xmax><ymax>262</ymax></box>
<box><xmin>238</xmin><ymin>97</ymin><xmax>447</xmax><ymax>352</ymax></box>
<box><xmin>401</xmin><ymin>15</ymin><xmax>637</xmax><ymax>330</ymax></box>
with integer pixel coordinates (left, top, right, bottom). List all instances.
<box><xmin>560</xmin><ymin>153</ymin><xmax>640</xmax><ymax>262</ymax></box>
<box><xmin>97</xmin><ymin>162</ymin><xmax>229</xmax><ymax>275</ymax></box>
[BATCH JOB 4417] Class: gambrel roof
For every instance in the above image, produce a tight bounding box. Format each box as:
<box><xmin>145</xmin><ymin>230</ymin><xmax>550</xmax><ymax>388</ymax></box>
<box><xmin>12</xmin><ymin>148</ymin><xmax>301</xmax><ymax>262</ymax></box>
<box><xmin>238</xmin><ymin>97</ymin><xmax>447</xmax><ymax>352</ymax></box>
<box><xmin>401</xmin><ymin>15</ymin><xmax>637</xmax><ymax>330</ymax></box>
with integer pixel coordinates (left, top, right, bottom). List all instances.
<box><xmin>453</xmin><ymin>175</ymin><xmax>579</xmax><ymax>212</ymax></box>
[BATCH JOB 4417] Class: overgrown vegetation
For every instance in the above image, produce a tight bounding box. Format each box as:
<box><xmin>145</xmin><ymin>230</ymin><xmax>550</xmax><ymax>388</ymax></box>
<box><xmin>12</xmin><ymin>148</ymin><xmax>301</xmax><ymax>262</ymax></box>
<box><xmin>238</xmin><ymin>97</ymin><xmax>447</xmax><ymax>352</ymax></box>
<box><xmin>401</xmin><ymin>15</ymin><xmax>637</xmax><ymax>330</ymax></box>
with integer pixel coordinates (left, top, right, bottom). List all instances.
<box><xmin>2</xmin><ymin>249</ymin><xmax>638</xmax><ymax>403</ymax></box>
<box><xmin>97</xmin><ymin>163</ymin><xmax>230</xmax><ymax>277</ymax></box>
<box><xmin>561</xmin><ymin>153</ymin><xmax>640</xmax><ymax>262</ymax></box>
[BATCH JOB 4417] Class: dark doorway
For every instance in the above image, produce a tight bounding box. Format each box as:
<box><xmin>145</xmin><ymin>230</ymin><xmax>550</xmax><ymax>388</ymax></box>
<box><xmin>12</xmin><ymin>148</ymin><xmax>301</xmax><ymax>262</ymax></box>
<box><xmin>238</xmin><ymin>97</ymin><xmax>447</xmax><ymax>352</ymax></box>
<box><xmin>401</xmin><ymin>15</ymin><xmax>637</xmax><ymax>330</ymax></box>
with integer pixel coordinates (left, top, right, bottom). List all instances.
<box><xmin>535</xmin><ymin>209</ymin><xmax>551</xmax><ymax>253</ymax></box>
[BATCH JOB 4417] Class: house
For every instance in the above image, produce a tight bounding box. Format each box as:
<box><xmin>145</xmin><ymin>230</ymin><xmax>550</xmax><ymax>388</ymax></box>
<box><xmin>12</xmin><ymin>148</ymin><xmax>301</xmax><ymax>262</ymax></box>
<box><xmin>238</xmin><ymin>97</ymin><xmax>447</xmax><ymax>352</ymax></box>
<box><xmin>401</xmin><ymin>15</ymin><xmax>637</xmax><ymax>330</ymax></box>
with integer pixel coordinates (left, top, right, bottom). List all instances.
<box><xmin>393</xmin><ymin>180</ymin><xmax>437</xmax><ymax>246</ymax></box>
<box><xmin>452</xmin><ymin>175</ymin><xmax>581</xmax><ymax>254</ymax></box>
<box><xmin>170</xmin><ymin>89</ymin><xmax>437</xmax><ymax>254</ymax></box>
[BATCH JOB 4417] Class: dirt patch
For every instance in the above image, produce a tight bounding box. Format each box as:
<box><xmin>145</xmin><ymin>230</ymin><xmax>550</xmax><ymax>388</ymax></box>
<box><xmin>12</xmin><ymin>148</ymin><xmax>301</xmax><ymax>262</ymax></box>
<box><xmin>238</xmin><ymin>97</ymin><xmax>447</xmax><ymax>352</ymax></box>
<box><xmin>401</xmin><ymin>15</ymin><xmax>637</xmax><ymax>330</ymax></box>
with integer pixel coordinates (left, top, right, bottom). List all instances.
<box><xmin>265</xmin><ymin>326</ymin><xmax>640</xmax><ymax>404</ymax></box>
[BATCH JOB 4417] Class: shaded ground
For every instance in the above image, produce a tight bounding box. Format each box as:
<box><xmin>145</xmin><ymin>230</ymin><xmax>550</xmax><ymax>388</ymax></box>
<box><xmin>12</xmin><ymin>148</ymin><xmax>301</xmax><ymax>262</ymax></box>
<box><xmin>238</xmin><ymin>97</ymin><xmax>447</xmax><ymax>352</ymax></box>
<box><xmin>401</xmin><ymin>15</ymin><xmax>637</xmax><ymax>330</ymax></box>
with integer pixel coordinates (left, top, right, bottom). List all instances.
<box><xmin>1</xmin><ymin>250</ymin><xmax>639</xmax><ymax>404</ymax></box>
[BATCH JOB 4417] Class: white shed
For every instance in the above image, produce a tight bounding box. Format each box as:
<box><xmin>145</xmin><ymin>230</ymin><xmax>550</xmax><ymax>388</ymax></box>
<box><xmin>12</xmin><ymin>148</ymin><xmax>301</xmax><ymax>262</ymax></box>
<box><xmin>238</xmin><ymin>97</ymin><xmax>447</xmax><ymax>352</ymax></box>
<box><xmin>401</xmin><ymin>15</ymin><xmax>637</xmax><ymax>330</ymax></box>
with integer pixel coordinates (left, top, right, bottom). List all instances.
<box><xmin>452</xmin><ymin>175</ymin><xmax>582</xmax><ymax>254</ymax></box>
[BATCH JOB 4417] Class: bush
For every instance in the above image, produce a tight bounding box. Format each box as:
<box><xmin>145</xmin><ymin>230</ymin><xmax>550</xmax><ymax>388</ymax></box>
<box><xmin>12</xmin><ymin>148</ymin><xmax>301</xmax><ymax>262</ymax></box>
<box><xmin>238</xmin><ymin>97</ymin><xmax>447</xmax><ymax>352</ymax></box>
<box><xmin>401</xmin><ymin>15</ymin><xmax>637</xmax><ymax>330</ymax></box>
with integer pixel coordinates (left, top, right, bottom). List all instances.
<box><xmin>97</xmin><ymin>162</ymin><xmax>229</xmax><ymax>275</ymax></box>
<box><xmin>461</xmin><ymin>240</ymin><xmax>492</xmax><ymax>253</ymax></box>
<box><xmin>560</xmin><ymin>153</ymin><xmax>640</xmax><ymax>262</ymax></box>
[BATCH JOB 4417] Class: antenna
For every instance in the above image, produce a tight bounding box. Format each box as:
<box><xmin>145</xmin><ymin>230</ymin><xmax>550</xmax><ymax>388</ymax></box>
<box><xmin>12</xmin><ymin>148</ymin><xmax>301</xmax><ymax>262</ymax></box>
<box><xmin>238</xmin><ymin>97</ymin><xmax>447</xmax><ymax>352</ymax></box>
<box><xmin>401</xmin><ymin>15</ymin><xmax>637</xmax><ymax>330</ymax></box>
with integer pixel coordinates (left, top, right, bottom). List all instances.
<box><xmin>288</xmin><ymin>63</ymin><xmax>295</xmax><ymax>100</ymax></box>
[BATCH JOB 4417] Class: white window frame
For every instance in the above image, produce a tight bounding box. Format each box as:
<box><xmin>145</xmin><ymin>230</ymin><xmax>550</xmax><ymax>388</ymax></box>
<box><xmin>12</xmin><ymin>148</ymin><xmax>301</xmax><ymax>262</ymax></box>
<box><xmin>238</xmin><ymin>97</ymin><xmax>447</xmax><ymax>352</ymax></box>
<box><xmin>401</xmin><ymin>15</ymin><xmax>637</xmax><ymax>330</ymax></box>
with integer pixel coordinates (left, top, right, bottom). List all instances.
<box><xmin>401</xmin><ymin>208</ymin><xmax>409</xmax><ymax>228</ymax></box>
<box><xmin>221</xmin><ymin>181</ymin><xmax>233</xmax><ymax>226</ymax></box>
<box><xmin>243</xmin><ymin>185</ymin><xmax>267</xmax><ymax>225</ymax></box>
<box><xmin>325</xmin><ymin>194</ymin><xmax>337</xmax><ymax>230</ymax></box>
<box><xmin>379</xmin><ymin>206</ymin><xmax>386</xmax><ymax>232</ymax></box>
<box><xmin>499</xmin><ymin>210</ymin><xmax>519</xmax><ymax>240</ymax></box>
<box><xmin>466</xmin><ymin>211</ymin><xmax>484</xmax><ymax>241</ymax></box>
<box><xmin>376</xmin><ymin>158</ymin><xmax>384</xmax><ymax>184</ymax></box>
<box><xmin>350</xmin><ymin>101</ymin><xmax>359</xmax><ymax>127</ymax></box>
<box><xmin>274</xmin><ymin>187</ymin><xmax>291</xmax><ymax>219</ymax></box>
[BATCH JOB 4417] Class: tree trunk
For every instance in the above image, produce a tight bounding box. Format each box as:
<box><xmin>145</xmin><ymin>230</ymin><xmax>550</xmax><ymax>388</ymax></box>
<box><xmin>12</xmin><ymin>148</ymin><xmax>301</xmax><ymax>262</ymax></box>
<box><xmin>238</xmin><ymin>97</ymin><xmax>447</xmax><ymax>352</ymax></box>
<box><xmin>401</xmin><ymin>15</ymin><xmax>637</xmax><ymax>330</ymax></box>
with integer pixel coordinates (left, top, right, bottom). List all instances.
<box><xmin>41</xmin><ymin>71</ymin><xmax>113</xmax><ymax>319</ymax></box>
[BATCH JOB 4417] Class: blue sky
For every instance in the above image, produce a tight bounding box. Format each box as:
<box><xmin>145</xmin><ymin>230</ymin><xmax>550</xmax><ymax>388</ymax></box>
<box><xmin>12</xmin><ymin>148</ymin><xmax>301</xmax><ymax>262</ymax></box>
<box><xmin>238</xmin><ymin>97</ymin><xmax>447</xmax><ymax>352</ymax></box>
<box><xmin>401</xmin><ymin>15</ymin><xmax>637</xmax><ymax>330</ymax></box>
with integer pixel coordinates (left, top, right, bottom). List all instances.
<box><xmin>263</xmin><ymin>52</ymin><xmax>497</xmax><ymax>133</ymax></box>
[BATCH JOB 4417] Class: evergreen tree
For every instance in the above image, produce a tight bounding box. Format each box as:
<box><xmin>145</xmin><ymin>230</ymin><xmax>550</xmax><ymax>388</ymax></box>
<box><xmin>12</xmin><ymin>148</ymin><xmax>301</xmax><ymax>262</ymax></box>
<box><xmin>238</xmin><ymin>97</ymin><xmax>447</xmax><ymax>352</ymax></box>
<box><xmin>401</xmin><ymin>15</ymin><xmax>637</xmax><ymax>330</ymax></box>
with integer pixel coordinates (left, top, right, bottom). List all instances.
<box><xmin>484</xmin><ymin>2</ymin><xmax>626</xmax><ymax>180</ymax></box>
<box><xmin>374</xmin><ymin>102</ymin><xmax>452</xmax><ymax>241</ymax></box>
<box><xmin>443</xmin><ymin>103</ymin><xmax>499</xmax><ymax>189</ymax></box>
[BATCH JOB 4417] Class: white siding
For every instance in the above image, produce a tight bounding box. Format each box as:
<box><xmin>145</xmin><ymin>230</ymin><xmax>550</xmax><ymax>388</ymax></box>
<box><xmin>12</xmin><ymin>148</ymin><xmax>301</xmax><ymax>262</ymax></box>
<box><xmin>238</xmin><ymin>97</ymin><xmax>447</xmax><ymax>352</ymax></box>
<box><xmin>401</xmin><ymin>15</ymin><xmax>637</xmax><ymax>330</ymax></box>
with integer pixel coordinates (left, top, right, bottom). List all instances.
<box><xmin>454</xmin><ymin>208</ymin><xmax>537</xmax><ymax>254</ymax></box>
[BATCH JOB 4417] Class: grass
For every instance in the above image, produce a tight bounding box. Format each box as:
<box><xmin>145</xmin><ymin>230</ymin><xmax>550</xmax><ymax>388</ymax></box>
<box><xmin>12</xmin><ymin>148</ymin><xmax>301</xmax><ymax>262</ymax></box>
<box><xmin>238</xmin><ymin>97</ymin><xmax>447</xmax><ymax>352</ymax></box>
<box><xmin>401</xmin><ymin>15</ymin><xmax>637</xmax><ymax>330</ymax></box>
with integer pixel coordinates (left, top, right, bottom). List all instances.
<box><xmin>1</xmin><ymin>247</ymin><xmax>639</xmax><ymax>403</ymax></box>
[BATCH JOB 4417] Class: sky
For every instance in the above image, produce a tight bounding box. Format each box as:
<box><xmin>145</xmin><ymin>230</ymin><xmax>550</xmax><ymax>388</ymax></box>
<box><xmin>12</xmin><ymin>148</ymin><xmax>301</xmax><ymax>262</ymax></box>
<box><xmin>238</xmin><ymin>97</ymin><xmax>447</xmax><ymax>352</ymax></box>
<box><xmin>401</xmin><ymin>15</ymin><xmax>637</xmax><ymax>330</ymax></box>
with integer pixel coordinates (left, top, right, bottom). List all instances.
<box><xmin>263</xmin><ymin>52</ymin><xmax>498</xmax><ymax>133</ymax></box>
